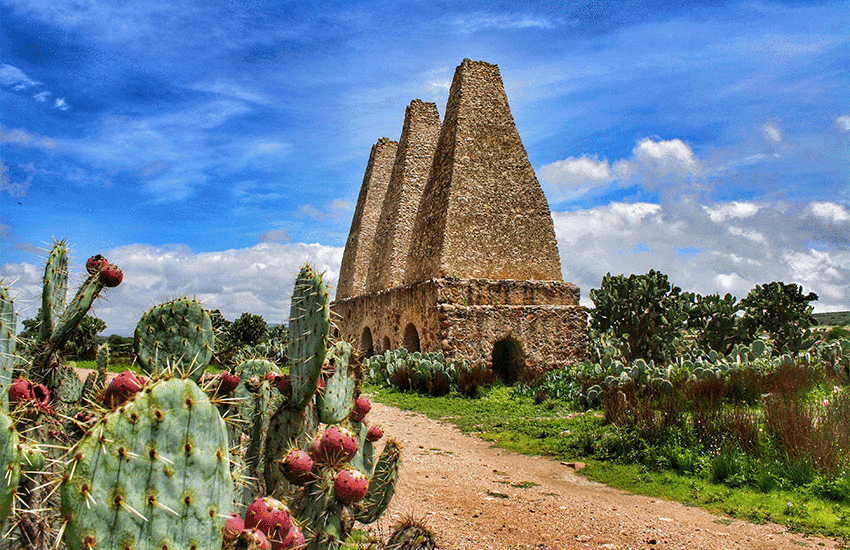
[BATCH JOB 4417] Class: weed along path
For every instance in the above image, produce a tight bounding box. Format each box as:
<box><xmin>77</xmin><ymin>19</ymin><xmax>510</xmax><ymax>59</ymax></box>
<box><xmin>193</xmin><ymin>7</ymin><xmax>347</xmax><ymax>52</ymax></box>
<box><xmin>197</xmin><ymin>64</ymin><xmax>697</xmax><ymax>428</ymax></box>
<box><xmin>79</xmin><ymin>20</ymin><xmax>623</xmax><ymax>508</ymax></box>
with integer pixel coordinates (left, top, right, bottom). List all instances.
<box><xmin>365</xmin><ymin>402</ymin><xmax>842</xmax><ymax>550</ymax></box>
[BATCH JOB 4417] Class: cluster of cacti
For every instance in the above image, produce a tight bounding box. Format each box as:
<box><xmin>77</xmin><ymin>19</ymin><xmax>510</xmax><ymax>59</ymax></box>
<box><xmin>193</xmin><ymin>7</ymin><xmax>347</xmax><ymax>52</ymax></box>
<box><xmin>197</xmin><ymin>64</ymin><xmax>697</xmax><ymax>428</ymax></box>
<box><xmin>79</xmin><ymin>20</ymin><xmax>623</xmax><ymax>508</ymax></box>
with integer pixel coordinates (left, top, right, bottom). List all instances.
<box><xmin>257</xmin><ymin>264</ymin><xmax>401</xmax><ymax>550</ymax></box>
<box><xmin>365</xmin><ymin>347</ymin><xmax>481</xmax><ymax>396</ymax></box>
<box><xmin>0</xmin><ymin>248</ymin><xmax>404</xmax><ymax>550</ymax></box>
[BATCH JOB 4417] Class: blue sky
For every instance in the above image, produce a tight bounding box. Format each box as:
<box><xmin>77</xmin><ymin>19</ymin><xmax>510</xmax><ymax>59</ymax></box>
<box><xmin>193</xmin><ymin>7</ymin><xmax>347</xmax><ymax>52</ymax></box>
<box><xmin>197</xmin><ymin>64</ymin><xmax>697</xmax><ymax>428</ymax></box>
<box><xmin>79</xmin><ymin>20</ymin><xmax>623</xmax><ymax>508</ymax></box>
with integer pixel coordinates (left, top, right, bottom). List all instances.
<box><xmin>1</xmin><ymin>0</ymin><xmax>848</xmax><ymax>336</ymax></box>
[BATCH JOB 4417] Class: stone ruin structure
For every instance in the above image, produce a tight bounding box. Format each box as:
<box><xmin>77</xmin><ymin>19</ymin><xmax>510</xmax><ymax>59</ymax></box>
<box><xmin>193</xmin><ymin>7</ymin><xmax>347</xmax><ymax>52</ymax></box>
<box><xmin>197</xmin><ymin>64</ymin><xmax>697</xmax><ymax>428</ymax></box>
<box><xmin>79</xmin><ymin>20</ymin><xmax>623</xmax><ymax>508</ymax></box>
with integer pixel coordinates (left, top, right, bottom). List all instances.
<box><xmin>333</xmin><ymin>59</ymin><xmax>587</xmax><ymax>382</ymax></box>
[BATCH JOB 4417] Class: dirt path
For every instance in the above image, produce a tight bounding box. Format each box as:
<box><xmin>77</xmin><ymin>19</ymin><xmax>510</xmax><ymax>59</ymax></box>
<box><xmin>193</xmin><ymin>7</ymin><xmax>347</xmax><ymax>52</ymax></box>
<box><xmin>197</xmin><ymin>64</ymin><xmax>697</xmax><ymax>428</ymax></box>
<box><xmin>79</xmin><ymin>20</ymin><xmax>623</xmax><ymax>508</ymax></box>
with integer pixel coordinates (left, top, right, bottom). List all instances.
<box><xmin>365</xmin><ymin>402</ymin><xmax>843</xmax><ymax>550</ymax></box>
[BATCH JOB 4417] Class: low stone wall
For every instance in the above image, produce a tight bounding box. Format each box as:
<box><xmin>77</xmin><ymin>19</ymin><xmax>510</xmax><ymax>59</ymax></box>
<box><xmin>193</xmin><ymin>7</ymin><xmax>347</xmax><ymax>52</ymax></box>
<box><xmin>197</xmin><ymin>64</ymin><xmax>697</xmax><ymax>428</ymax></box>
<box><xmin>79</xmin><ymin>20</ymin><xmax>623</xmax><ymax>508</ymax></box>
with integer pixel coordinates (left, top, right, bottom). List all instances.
<box><xmin>332</xmin><ymin>277</ymin><xmax>587</xmax><ymax>380</ymax></box>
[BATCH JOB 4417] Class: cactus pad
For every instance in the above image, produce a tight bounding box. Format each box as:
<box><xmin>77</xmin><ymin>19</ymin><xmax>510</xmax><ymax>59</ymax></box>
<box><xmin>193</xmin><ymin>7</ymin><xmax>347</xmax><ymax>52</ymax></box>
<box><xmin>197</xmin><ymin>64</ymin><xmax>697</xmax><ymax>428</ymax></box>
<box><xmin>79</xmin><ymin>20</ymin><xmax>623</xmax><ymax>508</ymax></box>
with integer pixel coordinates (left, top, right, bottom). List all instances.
<box><xmin>60</xmin><ymin>377</ymin><xmax>233</xmax><ymax>550</ymax></box>
<box><xmin>134</xmin><ymin>298</ymin><xmax>215</xmax><ymax>381</ymax></box>
<box><xmin>288</xmin><ymin>264</ymin><xmax>330</xmax><ymax>409</ymax></box>
<box><xmin>0</xmin><ymin>409</ymin><xmax>22</xmax><ymax>528</ymax></box>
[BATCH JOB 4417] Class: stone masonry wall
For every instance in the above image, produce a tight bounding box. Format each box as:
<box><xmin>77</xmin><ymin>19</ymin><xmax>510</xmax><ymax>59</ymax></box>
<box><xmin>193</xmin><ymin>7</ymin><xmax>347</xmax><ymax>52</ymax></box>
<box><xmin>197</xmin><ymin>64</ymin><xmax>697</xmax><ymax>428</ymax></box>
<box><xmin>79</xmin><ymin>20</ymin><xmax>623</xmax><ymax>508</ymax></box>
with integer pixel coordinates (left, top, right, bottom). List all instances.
<box><xmin>404</xmin><ymin>59</ymin><xmax>563</xmax><ymax>284</ymax></box>
<box><xmin>367</xmin><ymin>100</ymin><xmax>442</xmax><ymax>293</ymax></box>
<box><xmin>333</xmin><ymin>278</ymin><xmax>586</xmax><ymax>373</ymax></box>
<box><xmin>336</xmin><ymin>137</ymin><xmax>397</xmax><ymax>300</ymax></box>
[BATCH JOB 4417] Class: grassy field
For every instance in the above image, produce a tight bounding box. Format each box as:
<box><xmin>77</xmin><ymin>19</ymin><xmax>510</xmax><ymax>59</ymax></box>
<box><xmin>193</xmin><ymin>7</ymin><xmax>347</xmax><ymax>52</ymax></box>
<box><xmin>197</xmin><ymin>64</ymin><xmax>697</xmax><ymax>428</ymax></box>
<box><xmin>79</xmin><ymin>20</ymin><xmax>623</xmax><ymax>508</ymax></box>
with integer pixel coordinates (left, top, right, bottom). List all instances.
<box><xmin>366</xmin><ymin>383</ymin><xmax>850</xmax><ymax>541</ymax></box>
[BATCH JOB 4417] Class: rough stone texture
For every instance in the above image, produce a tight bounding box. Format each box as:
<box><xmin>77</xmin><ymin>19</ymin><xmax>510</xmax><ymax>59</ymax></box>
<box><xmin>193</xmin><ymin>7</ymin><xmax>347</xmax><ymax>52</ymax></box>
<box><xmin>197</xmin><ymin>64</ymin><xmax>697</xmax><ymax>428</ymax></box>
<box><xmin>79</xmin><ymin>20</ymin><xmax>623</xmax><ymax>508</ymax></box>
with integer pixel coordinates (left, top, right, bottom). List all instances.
<box><xmin>405</xmin><ymin>59</ymin><xmax>562</xmax><ymax>283</ymax></box>
<box><xmin>333</xmin><ymin>278</ymin><xmax>586</xmax><ymax>374</ymax></box>
<box><xmin>367</xmin><ymin>100</ymin><xmax>442</xmax><ymax>292</ymax></box>
<box><xmin>336</xmin><ymin>137</ymin><xmax>398</xmax><ymax>300</ymax></box>
<box><xmin>334</xmin><ymin>59</ymin><xmax>587</xmax><ymax>377</ymax></box>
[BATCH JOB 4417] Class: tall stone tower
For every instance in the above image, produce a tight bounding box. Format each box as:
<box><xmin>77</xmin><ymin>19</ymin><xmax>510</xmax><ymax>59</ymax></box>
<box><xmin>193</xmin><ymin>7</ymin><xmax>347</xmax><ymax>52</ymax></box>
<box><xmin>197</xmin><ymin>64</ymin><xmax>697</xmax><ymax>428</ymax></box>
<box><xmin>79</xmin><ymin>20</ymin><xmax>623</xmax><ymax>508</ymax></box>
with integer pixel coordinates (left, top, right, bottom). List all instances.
<box><xmin>406</xmin><ymin>59</ymin><xmax>563</xmax><ymax>283</ymax></box>
<box><xmin>367</xmin><ymin>100</ymin><xmax>442</xmax><ymax>292</ymax></box>
<box><xmin>336</xmin><ymin>137</ymin><xmax>397</xmax><ymax>300</ymax></box>
<box><xmin>334</xmin><ymin>60</ymin><xmax>586</xmax><ymax>380</ymax></box>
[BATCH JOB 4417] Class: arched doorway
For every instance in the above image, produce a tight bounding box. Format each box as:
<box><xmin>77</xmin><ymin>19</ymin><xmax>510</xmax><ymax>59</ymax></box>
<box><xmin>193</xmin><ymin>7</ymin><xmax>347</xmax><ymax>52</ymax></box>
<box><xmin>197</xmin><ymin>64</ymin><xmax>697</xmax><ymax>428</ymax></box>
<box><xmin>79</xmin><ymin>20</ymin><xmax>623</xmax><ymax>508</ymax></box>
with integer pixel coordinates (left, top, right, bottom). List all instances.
<box><xmin>360</xmin><ymin>326</ymin><xmax>374</xmax><ymax>358</ymax></box>
<box><xmin>492</xmin><ymin>338</ymin><xmax>523</xmax><ymax>385</ymax></box>
<box><xmin>403</xmin><ymin>323</ymin><xmax>420</xmax><ymax>353</ymax></box>
<box><xmin>382</xmin><ymin>336</ymin><xmax>391</xmax><ymax>353</ymax></box>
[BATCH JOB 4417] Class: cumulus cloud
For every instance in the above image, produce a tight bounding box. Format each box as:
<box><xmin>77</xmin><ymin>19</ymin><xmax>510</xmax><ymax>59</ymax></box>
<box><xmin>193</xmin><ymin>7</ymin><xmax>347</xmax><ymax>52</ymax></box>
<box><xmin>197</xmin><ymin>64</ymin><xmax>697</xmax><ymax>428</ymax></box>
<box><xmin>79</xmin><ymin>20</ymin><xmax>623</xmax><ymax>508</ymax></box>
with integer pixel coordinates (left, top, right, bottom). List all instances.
<box><xmin>540</xmin><ymin>137</ymin><xmax>702</xmax><ymax>202</ymax></box>
<box><xmin>538</xmin><ymin>156</ymin><xmax>613</xmax><ymax>201</ymax></box>
<box><xmin>33</xmin><ymin>91</ymin><xmax>50</xmax><ymax>102</ymax></box>
<box><xmin>3</xmin><ymin>241</ymin><xmax>345</xmax><ymax>336</ymax></box>
<box><xmin>53</xmin><ymin>98</ymin><xmax>70</xmax><ymax>111</ymax></box>
<box><xmin>835</xmin><ymin>115</ymin><xmax>850</xmax><ymax>131</ymax></box>
<box><xmin>552</xmin><ymin>199</ymin><xmax>849</xmax><ymax>312</ymax></box>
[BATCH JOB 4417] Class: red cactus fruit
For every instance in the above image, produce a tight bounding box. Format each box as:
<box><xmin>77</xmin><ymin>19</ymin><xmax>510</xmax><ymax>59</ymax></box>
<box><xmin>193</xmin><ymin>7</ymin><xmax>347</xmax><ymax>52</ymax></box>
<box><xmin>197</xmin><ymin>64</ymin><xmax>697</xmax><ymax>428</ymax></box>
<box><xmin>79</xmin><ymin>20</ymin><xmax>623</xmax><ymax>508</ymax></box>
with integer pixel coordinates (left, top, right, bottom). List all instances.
<box><xmin>333</xmin><ymin>468</ymin><xmax>369</xmax><ymax>505</ymax></box>
<box><xmin>317</xmin><ymin>377</ymin><xmax>327</xmax><ymax>390</ymax></box>
<box><xmin>281</xmin><ymin>449</ymin><xmax>313</xmax><ymax>485</ymax></box>
<box><xmin>244</xmin><ymin>497</ymin><xmax>293</xmax><ymax>544</ymax></box>
<box><xmin>366</xmin><ymin>424</ymin><xmax>384</xmax><ymax>442</ymax></box>
<box><xmin>104</xmin><ymin>370</ymin><xmax>146</xmax><ymax>408</ymax></box>
<box><xmin>85</xmin><ymin>254</ymin><xmax>109</xmax><ymax>274</ymax></box>
<box><xmin>218</xmin><ymin>371</ymin><xmax>240</xmax><ymax>394</ymax></box>
<box><xmin>350</xmin><ymin>395</ymin><xmax>371</xmax><ymax>422</ymax></box>
<box><xmin>265</xmin><ymin>371</ymin><xmax>278</xmax><ymax>383</ymax></box>
<box><xmin>99</xmin><ymin>264</ymin><xmax>123</xmax><ymax>287</ymax></box>
<box><xmin>235</xmin><ymin>528</ymin><xmax>271</xmax><ymax>550</ymax></box>
<box><xmin>288</xmin><ymin>523</ymin><xmax>305</xmax><ymax>550</ymax></box>
<box><xmin>9</xmin><ymin>378</ymin><xmax>49</xmax><ymax>406</ymax></box>
<box><xmin>276</xmin><ymin>373</ymin><xmax>292</xmax><ymax>400</ymax></box>
<box><xmin>308</xmin><ymin>436</ymin><xmax>323</xmax><ymax>463</ymax></box>
<box><xmin>223</xmin><ymin>513</ymin><xmax>245</xmax><ymax>544</ymax></box>
<box><xmin>319</xmin><ymin>425</ymin><xmax>358</xmax><ymax>462</ymax></box>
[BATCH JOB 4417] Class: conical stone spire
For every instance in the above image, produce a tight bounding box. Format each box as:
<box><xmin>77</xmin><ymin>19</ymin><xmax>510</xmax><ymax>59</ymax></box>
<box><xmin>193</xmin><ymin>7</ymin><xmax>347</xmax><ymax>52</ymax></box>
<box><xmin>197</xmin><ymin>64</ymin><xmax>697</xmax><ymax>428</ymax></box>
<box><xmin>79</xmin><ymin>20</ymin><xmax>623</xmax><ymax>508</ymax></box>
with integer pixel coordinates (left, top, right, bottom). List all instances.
<box><xmin>366</xmin><ymin>100</ymin><xmax>442</xmax><ymax>293</ymax></box>
<box><xmin>336</xmin><ymin>137</ymin><xmax>398</xmax><ymax>299</ymax></box>
<box><xmin>404</xmin><ymin>59</ymin><xmax>563</xmax><ymax>284</ymax></box>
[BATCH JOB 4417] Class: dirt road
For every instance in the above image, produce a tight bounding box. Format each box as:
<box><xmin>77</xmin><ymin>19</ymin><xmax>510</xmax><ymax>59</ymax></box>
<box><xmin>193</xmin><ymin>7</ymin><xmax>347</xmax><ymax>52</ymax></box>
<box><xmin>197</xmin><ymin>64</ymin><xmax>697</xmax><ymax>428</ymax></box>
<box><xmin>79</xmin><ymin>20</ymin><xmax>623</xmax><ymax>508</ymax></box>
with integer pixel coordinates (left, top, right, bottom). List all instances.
<box><xmin>365</xmin><ymin>402</ymin><xmax>844</xmax><ymax>550</ymax></box>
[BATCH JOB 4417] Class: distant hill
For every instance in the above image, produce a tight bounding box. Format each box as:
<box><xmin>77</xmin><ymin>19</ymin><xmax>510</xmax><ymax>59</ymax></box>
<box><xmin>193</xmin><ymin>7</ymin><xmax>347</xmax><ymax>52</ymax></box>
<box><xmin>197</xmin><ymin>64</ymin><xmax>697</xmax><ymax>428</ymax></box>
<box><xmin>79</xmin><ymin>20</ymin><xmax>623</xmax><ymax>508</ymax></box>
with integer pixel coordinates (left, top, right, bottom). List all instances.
<box><xmin>813</xmin><ymin>311</ymin><xmax>850</xmax><ymax>325</ymax></box>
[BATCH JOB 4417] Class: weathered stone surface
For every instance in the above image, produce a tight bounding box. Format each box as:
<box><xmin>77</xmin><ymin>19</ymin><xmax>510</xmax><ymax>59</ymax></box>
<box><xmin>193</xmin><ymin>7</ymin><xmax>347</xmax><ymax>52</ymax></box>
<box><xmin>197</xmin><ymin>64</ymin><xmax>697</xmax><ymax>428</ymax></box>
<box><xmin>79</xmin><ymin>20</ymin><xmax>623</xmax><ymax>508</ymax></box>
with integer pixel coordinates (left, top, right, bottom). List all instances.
<box><xmin>337</xmin><ymin>137</ymin><xmax>398</xmax><ymax>299</ymax></box>
<box><xmin>367</xmin><ymin>100</ymin><xmax>441</xmax><ymax>292</ymax></box>
<box><xmin>405</xmin><ymin>59</ymin><xmax>562</xmax><ymax>283</ymax></box>
<box><xmin>333</xmin><ymin>59</ymin><xmax>587</xmax><ymax>379</ymax></box>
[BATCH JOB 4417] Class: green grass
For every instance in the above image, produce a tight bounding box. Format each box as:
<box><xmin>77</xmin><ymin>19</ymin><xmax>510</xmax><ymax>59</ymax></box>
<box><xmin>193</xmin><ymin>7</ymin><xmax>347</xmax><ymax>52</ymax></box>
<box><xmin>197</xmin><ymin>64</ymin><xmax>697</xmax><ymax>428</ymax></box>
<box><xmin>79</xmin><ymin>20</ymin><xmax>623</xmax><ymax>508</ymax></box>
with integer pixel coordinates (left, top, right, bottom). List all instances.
<box><xmin>366</xmin><ymin>383</ymin><xmax>850</xmax><ymax>541</ymax></box>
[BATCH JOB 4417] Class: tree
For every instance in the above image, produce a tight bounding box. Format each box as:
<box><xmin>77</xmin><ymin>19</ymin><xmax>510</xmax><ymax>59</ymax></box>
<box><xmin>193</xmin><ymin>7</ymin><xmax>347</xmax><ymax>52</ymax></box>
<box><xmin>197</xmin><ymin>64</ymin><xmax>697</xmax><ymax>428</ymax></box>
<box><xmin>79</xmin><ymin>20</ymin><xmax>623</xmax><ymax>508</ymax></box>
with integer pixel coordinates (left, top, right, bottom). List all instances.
<box><xmin>739</xmin><ymin>282</ymin><xmax>819</xmax><ymax>355</ymax></box>
<box><xmin>18</xmin><ymin>309</ymin><xmax>107</xmax><ymax>359</ymax></box>
<box><xmin>589</xmin><ymin>270</ymin><xmax>690</xmax><ymax>363</ymax></box>
<box><xmin>229</xmin><ymin>312</ymin><xmax>269</xmax><ymax>348</ymax></box>
<box><xmin>686</xmin><ymin>292</ymin><xmax>747</xmax><ymax>355</ymax></box>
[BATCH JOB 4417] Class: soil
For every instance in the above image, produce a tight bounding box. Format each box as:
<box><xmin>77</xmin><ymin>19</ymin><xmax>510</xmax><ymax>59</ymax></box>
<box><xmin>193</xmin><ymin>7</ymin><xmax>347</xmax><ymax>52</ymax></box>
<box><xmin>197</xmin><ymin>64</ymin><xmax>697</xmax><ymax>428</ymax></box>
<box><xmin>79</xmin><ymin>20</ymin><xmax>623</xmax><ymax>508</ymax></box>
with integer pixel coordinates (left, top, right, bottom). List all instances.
<box><xmin>364</xmin><ymin>401</ymin><xmax>845</xmax><ymax>550</ymax></box>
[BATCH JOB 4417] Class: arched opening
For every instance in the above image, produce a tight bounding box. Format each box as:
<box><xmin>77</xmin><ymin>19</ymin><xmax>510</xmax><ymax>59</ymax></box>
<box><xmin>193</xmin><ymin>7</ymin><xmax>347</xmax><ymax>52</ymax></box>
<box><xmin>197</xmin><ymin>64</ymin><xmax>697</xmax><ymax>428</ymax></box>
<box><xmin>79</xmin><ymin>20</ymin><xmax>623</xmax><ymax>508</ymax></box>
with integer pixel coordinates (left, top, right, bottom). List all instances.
<box><xmin>403</xmin><ymin>323</ymin><xmax>420</xmax><ymax>353</ymax></box>
<box><xmin>382</xmin><ymin>336</ymin><xmax>391</xmax><ymax>353</ymax></box>
<box><xmin>491</xmin><ymin>338</ymin><xmax>524</xmax><ymax>385</ymax></box>
<box><xmin>360</xmin><ymin>326</ymin><xmax>374</xmax><ymax>358</ymax></box>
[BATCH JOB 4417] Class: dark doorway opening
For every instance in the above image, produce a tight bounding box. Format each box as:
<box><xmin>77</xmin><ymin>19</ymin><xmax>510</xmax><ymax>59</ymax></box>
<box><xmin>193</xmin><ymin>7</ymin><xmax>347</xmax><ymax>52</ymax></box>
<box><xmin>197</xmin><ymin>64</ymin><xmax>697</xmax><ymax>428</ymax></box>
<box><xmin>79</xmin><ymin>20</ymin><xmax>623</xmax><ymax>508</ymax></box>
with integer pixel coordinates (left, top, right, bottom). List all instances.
<box><xmin>382</xmin><ymin>336</ymin><xmax>391</xmax><ymax>353</ymax></box>
<box><xmin>492</xmin><ymin>338</ymin><xmax>523</xmax><ymax>385</ymax></box>
<box><xmin>403</xmin><ymin>323</ymin><xmax>420</xmax><ymax>353</ymax></box>
<box><xmin>360</xmin><ymin>326</ymin><xmax>374</xmax><ymax>358</ymax></box>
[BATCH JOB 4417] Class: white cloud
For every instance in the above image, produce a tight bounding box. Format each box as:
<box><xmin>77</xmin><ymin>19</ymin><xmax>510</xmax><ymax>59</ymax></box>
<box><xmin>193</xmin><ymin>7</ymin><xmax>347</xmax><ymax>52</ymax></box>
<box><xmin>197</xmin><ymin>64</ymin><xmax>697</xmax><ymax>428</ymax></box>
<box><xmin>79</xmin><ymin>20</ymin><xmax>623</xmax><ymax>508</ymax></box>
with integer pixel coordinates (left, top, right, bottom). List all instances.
<box><xmin>450</xmin><ymin>12</ymin><xmax>560</xmax><ymax>33</ymax></box>
<box><xmin>835</xmin><ymin>115</ymin><xmax>850</xmax><ymax>131</ymax></box>
<box><xmin>622</xmin><ymin>137</ymin><xmax>701</xmax><ymax>178</ymax></box>
<box><xmin>0</xmin><ymin>64</ymin><xmax>40</xmax><ymax>89</ymax></box>
<box><xmin>541</xmin><ymin>138</ymin><xmax>702</xmax><ymax>201</ymax></box>
<box><xmin>0</xmin><ymin>127</ymin><xmax>58</xmax><ymax>150</ymax></box>
<box><xmin>3</xmin><ymin>241</ymin><xmax>345</xmax><ymax>336</ymax></box>
<box><xmin>53</xmin><ymin>98</ymin><xmax>70</xmax><ymax>111</ymax></box>
<box><xmin>552</xmin><ymin>199</ymin><xmax>848</xmax><ymax>312</ymax></box>
<box><xmin>762</xmin><ymin>122</ymin><xmax>783</xmax><ymax>142</ymax></box>
<box><xmin>33</xmin><ymin>91</ymin><xmax>50</xmax><ymax>102</ymax></box>
<box><xmin>538</xmin><ymin>156</ymin><xmax>613</xmax><ymax>201</ymax></box>
<box><xmin>809</xmin><ymin>201</ymin><xmax>850</xmax><ymax>223</ymax></box>
<box><xmin>703</xmin><ymin>201</ymin><xmax>761</xmax><ymax>222</ymax></box>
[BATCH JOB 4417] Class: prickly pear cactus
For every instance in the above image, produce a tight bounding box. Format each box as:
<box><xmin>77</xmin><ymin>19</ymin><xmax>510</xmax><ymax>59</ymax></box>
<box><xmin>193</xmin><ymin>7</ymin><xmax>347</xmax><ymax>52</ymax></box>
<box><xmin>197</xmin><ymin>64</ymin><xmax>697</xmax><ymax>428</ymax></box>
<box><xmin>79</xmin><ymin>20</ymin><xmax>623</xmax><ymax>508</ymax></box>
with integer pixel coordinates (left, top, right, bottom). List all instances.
<box><xmin>134</xmin><ymin>298</ymin><xmax>215</xmax><ymax>382</ymax></box>
<box><xmin>39</xmin><ymin>239</ymin><xmax>69</xmax><ymax>342</ymax></box>
<box><xmin>0</xmin><ymin>408</ymin><xmax>22</xmax><ymax>529</ymax></box>
<box><xmin>60</xmin><ymin>376</ymin><xmax>234</xmax><ymax>550</ymax></box>
<box><xmin>0</xmin><ymin>283</ymin><xmax>16</xmax><ymax>413</ymax></box>
<box><xmin>288</xmin><ymin>265</ymin><xmax>330</xmax><ymax>409</ymax></box>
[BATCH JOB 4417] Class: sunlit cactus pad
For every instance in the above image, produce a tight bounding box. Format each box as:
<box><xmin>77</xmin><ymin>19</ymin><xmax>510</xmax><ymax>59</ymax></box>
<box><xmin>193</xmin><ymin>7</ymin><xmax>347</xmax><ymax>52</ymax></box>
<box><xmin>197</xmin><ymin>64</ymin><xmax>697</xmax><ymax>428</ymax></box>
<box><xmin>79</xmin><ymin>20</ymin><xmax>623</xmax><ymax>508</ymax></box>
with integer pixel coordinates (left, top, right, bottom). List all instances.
<box><xmin>60</xmin><ymin>377</ymin><xmax>233</xmax><ymax>550</ymax></box>
<box><xmin>134</xmin><ymin>298</ymin><xmax>215</xmax><ymax>381</ymax></box>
